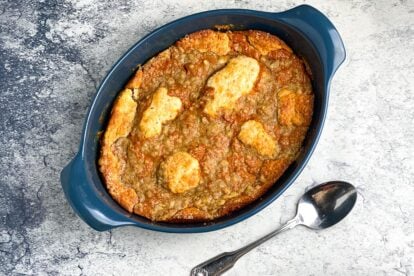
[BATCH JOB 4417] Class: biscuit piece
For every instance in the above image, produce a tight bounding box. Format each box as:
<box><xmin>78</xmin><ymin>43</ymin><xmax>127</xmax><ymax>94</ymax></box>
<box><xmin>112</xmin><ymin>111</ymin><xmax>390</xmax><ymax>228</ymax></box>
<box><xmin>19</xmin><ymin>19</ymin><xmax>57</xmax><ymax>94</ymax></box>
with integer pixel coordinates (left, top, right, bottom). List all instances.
<box><xmin>278</xmin><ymin>89</ymin><xmax>313</xmax><ymax>126</ymax></box>
<box><xmin>99</xmin><ymin>88</ymin><xmax>138</xmax><ymax>212</ymax></box>
<box><xmin>204</xmin><ymin>56</ymin><xmax>260</xmax><ymax>116</ymax></box>
<box><xmin>161</xmin><ymin>152</ymin><xmax>201</xmax><ymax>194</ymax></box>
<box><xmin>103</xmin><ymin>89</ymin><xmax>138</xmax><ymax>145</ymax></box>
<box><xmin>140</xmin><ymin>87</ymin><xmax>182</xmax><ymax>138</ymax></box>
<box><xmin>238</xmin><ymin>120</ymin><xmax>279</xmax><ymax>158</ymax></box>
<box><xmin>177</xmin><ymin>29</ymin><xmax>230</xmax><ymax>55</ymax></box>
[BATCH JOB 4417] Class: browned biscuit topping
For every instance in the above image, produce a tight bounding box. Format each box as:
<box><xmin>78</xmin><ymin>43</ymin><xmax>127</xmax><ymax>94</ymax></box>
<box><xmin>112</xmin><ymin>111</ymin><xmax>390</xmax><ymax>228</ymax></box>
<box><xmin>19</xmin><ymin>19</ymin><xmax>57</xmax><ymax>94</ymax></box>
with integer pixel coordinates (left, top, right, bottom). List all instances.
<box><xmin>99</xmin><ymin>30</ymin><xmax>313</xmax><ymax>221</ymax></box>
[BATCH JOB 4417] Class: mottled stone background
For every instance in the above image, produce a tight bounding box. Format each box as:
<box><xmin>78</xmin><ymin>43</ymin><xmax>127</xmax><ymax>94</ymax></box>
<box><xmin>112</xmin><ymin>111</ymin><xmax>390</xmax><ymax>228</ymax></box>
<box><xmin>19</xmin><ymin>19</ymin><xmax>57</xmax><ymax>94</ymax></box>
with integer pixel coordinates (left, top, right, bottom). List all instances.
<box><xmin>1</xmin><ymin>0</ymin><xmax>413</xmax><ymax>275</ymax></box>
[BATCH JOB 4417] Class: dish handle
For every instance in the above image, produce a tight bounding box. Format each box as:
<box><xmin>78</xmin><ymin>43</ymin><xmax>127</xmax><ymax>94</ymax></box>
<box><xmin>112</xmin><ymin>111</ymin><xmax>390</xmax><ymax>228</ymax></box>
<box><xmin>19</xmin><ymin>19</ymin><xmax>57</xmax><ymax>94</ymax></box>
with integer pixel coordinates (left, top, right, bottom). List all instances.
<box><xmin>275</xmin><ymin>4</ymin><xmax>346</xmax><ymax>79</ymax></box>
<box><xmin>60</xmin><ymin>154</ymin><xmax>134</xmax><ymax>231</ymax></box>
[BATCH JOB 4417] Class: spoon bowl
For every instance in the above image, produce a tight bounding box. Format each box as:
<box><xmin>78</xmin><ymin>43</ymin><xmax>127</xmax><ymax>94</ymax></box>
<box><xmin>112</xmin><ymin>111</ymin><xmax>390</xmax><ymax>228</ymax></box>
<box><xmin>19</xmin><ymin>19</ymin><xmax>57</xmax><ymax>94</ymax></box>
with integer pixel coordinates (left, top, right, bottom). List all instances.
<box><xmin>297</xmin><ymin>181</ymin><xmax>357</xmax><ymax>230</ymax></box>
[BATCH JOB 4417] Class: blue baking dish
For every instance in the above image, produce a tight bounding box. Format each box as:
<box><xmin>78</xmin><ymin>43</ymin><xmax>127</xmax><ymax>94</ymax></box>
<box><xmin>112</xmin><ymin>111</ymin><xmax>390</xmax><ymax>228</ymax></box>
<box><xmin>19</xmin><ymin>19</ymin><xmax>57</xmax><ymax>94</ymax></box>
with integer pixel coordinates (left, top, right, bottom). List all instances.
<box><xmin>60</xmin><ymin>5</ymin><xmax>345</xmax><ymax>232</ymax></box>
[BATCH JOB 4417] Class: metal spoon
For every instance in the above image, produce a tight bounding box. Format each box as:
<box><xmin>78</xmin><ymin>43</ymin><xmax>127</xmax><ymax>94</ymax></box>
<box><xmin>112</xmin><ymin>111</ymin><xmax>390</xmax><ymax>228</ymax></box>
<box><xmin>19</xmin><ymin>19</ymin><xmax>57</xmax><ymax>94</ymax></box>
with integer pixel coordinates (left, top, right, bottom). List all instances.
<box><xmin>190</xmin><ymin>181</ymin><xmax>357</xmax><ymax>276</ymax></box>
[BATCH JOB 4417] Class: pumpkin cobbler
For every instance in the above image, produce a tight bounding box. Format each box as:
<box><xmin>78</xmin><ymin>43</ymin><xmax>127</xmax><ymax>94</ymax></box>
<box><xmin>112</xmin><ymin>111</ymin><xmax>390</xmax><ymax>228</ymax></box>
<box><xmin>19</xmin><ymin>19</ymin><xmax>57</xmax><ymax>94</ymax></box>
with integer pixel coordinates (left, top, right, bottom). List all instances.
<box><xmin>98</xmin><ymin>29</ymin><xmax>313</xmax><ymax>222</ymax></box>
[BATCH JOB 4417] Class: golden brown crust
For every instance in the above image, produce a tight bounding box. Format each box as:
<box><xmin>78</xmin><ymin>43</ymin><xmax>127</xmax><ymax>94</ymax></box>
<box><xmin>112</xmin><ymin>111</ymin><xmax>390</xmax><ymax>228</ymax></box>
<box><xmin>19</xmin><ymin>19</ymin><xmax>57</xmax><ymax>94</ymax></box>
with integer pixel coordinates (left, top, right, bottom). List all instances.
<box><xmin>278</xmin><ymin>89</ymin><xmax>314</xmax><ymax>126</ymax></box>
<box><xmin>125</xmin><ymin>69</ymin><xmax>143</xmax><ymax>89</ymax></box>
<box><xmin>99</xmin><ymin>29</ymin><xmax>313</xmax><ymax>222</ymax></box>
<box><xmin>170</xmin><ymin>207</ymin><xmax>211</xmax><ymax>221</ymax></box>
<box><xmin>177</xmin><ymin>29</ymin><xmax>231</xmax><ymax>55</ymax></box>
<box><xmin>246</xmin><ymin>30</ymin><xmax>292</xmax><ymax>55</ymax></box>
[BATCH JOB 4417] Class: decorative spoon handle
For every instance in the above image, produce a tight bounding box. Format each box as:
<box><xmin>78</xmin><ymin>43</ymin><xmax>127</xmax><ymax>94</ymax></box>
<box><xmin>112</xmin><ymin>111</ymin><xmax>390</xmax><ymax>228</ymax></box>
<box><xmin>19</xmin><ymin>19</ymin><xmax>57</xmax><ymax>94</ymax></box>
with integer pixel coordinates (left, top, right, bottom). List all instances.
<box><xmin>190</xmin><ymin>217</ymin><xmax>300</xmax><ymax>276</ymax></box>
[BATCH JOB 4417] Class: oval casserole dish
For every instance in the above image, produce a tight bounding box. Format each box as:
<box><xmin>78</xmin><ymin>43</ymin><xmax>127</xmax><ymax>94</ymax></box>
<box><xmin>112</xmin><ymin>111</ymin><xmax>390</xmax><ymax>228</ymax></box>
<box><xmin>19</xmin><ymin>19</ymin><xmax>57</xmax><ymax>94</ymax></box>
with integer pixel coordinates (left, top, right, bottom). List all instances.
<box><xmin>60</xmin><ymin>5</ymin><xmax>345</xmax><ymax>232</ymax></box>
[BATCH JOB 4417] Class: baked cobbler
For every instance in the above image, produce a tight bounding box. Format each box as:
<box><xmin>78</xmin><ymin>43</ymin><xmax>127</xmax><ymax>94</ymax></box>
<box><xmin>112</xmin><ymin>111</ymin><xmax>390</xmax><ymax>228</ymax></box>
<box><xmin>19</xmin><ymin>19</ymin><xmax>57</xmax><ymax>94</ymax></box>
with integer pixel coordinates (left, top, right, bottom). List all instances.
<box><xmin>99</xmin><ymin>30</ymin><xmax>313</xmax><ymax>221</ymax></box>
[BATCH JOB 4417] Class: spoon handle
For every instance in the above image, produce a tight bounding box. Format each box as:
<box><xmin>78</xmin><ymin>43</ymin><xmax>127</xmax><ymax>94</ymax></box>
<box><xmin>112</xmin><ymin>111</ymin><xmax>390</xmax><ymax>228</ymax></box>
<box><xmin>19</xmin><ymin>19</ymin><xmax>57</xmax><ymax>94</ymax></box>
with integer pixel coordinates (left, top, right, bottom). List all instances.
<box><xmin>190</xmin><ymin>217</ymin><xmax>300</xmax><ymax>276</ymax></box>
